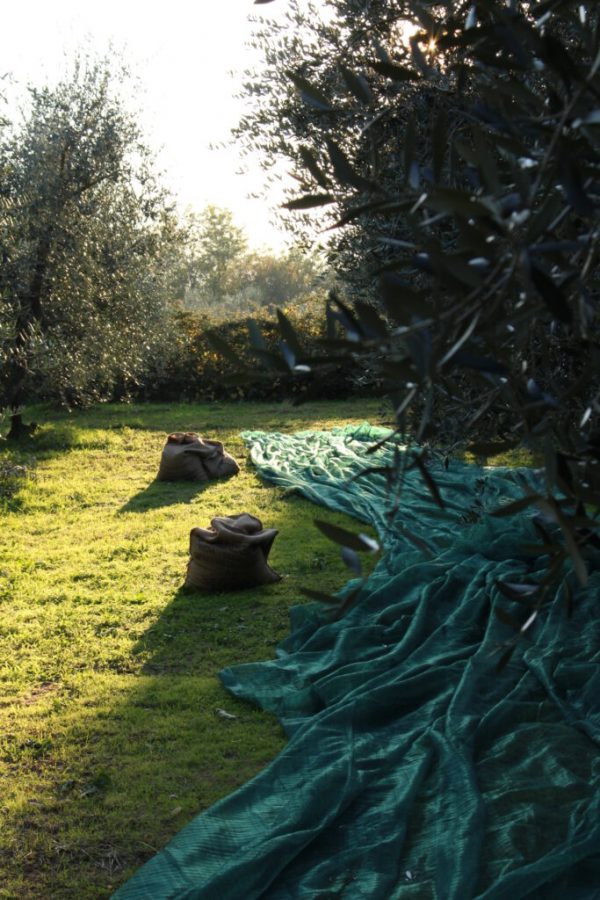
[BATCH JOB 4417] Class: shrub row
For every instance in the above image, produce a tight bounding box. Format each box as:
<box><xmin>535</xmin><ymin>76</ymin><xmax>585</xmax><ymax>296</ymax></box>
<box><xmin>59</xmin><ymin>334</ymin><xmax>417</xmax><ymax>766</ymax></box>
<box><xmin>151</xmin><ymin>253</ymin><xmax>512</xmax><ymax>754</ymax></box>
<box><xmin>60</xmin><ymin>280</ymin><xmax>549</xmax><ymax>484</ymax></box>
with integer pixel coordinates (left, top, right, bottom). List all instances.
<box><xmin>137</xmin><ymin>301</ymin><xmax>381</xmax><ymax>403</ymax></box>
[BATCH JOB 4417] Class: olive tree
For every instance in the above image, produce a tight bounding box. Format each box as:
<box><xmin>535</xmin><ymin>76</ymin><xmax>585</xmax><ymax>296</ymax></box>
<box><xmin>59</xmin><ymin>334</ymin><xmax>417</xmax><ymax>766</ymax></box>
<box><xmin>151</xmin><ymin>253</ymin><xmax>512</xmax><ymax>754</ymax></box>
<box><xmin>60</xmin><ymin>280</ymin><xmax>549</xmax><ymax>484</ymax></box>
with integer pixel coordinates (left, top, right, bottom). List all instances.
<box><xmin>0</xmin><ymin>55</ymin><xmax>180</xmax><ymax>437</ymax></box>
<box><xmin>232</xmin><ymin>0</ymin><xmax>600</xmax><ymax>649</ymax></box>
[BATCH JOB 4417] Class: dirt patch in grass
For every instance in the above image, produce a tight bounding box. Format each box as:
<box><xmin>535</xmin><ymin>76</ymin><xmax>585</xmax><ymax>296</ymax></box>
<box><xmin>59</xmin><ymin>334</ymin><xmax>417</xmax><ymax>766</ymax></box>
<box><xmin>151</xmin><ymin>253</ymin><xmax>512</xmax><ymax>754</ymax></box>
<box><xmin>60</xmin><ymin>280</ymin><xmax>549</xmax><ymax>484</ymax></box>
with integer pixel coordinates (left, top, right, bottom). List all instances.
<box><xmin>21</xmin><ymin>682</ymin><xmax>60</xmax><ymax>706</ymax></box>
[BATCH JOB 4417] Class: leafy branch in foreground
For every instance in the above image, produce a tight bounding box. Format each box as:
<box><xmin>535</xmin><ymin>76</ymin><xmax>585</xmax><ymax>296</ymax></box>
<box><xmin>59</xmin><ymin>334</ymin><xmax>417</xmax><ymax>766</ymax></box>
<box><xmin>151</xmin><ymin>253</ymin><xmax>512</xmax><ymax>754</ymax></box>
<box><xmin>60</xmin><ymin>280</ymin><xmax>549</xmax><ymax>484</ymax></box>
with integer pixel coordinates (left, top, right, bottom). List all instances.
<box><xmin>226</xmin><ymin>1</ymin><xmax>600</xmax><ymax>646</ymax></box>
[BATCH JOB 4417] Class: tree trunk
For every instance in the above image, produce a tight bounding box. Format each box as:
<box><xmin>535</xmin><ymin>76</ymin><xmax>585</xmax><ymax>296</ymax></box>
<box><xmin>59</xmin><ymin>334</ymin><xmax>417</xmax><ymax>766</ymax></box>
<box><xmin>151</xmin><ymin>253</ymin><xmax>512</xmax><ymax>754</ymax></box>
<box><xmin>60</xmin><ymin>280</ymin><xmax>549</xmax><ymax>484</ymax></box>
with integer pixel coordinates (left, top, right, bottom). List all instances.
<box><xmin>4</xmin><ymin>234</ymin><xmax>52</xmax><ymax>435</ymax></box>
<box><xmin>7</xmin><ymin>412</ymin><xmax>22</xmax><ymax>440</ymax></box>
<box><xmin>6</xmin><ymin>413</ymin><xmax>38</xmax><ymax>441</ymax></box>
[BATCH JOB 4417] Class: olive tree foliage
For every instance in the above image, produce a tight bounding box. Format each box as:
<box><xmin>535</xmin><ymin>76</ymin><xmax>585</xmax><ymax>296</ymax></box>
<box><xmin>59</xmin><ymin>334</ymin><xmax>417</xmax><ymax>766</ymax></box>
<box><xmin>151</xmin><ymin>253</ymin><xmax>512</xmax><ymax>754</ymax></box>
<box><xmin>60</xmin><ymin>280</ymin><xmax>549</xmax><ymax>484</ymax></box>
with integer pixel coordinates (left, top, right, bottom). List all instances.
<box><xmin>236</xmin><ymin>0</ymin><xmax>420</xmax><ymax>287</ymax></box>
<box><xmin>0</xmin><ymin>56</ymin><xmax>182</xmax><ymax>437</ymax></box>
<box><xmin>234</xmin><ymin>0</ymin><xmax>600</xmax><ymax>653</ymax></box>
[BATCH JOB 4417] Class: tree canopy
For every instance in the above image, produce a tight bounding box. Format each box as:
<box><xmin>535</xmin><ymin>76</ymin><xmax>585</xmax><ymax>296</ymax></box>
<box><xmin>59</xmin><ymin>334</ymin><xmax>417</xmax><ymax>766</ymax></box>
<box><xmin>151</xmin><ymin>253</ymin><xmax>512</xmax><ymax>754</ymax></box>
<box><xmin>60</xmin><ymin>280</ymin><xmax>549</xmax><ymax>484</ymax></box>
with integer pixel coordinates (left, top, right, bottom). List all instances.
<box><xmin>0</xmin><ymin>55</ymin><xmax>181</xmax><ymax>436</ymax></box>
<box><xmin>234</xmin><ymin>0</ymin><xmax>600</xmax><ymax>647</ymax></box>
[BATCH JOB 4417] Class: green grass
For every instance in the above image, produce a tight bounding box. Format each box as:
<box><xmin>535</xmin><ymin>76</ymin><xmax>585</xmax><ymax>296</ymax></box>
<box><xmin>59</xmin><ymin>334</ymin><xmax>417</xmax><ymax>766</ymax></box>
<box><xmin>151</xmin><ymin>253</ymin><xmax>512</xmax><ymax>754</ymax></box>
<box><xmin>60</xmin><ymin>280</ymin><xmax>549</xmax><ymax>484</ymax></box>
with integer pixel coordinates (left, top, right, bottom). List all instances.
<box><xmin>0</xmin><ymin>399</ymin><xmax>388</xmax><ymax>899</ymax></box>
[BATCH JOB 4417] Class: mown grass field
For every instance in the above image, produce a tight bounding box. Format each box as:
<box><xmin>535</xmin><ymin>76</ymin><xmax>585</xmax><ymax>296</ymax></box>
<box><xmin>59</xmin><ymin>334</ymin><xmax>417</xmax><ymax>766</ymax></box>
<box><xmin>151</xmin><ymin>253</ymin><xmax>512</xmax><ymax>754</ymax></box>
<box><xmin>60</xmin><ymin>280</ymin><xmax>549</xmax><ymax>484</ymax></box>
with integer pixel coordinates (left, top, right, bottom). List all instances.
<box><xmin>0</xmin><ymin>399</ymin><xmax>388</xmax><ymax>899</ymax></box>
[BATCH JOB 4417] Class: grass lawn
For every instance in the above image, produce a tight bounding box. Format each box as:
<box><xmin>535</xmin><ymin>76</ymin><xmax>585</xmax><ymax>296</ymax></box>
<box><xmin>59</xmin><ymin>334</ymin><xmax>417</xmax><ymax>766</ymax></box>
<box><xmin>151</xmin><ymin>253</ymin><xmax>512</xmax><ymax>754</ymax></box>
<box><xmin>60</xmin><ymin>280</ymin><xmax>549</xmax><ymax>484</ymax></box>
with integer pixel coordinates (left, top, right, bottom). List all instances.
<box><xmin>0</xmin><ymin>399</ymin><xmax>388</xmax><ymax>899</ymax></box>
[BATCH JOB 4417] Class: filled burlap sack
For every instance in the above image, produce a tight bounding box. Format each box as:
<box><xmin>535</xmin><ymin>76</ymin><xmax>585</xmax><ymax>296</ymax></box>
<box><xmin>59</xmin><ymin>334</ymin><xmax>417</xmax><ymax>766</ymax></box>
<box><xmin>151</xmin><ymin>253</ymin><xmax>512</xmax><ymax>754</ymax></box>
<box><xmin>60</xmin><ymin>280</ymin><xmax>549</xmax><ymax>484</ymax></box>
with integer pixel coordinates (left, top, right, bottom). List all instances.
<box><xmin>157</xmin><ymin>432</ymin><xmax>239</xmax><ymax>482</ymax></box>
<box><xmin>185</xmin><ymin>513</ymin><xmax>281</xmax><ymax>591</ymax></box>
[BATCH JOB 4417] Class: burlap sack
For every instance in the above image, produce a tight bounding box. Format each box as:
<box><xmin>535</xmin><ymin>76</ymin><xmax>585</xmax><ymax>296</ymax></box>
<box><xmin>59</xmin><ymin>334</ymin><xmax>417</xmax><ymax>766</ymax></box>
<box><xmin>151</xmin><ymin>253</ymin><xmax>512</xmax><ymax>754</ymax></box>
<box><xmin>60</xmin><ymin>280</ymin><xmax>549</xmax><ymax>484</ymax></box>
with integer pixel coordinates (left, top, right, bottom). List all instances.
<box><xmin>185</xmin><ymin>513</ymin><xmax>281</xmax><ymax>591</ymax></box>
<box><xmin>157</xmin><ymin>432</ymin><xmax>239</xmax><ymax>482</ymax></box>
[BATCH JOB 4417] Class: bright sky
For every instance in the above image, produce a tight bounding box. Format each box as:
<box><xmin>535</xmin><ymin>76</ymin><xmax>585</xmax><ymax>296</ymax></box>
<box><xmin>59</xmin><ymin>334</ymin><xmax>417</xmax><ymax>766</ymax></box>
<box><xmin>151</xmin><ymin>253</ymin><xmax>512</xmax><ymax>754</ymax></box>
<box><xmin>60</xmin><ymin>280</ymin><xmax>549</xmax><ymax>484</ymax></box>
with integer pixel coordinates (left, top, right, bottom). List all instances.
<box><xmin>0</xmin><ymin>0</ymin><xmax>293</xmax><ymax>251</ymax></box>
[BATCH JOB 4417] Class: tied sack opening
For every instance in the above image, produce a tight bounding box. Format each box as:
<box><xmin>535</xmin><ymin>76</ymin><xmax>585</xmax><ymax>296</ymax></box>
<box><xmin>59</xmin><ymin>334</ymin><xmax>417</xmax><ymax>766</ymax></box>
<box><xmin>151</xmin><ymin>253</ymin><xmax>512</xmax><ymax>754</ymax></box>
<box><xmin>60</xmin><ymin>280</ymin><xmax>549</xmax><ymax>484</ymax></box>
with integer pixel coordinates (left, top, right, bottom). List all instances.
<box><xmin>157</xmin><ymin>432</ymin><xmax>239</xmax><ymax>482</ymax></box>
<box><xmin>185</xmin><ymin>514</ymin><xmax>281</xmax><ymax>591</ymax></box>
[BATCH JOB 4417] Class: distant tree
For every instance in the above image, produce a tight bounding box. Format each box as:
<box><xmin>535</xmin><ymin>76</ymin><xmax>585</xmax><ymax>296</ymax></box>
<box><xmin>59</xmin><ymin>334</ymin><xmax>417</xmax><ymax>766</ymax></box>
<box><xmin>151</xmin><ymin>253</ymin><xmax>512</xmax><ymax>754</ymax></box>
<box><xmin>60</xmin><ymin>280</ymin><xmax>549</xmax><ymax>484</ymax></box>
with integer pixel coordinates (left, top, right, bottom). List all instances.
<box><xmin>0</xmin><ymin>54</ymin><xmax>180</xmax><ymax>438</ymax></box>
<box><xmin>179</xmin><ymin>206</ymin><xmax>248</xmax><ymax>310</ymax></box>
<box><xmin>241</xmin><ymin>247</ymin><xmax>327</xmax><ymax>310</ymax></box>
<box><xmin>179</xmin><ymin>205</ymin><xmax>326</xmax><ymax>314</ymax></box>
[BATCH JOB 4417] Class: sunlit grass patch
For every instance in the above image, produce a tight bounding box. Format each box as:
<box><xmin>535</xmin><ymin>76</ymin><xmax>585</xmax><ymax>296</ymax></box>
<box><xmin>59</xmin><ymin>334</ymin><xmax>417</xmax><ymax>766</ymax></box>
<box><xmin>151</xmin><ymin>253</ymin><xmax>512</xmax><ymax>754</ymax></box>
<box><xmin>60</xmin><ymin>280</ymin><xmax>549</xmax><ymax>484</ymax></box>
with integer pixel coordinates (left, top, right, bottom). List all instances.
<box><xmin>0</xmin><ymin>398</ymin><xmax>385</xmax><ymax>898</ymax></box>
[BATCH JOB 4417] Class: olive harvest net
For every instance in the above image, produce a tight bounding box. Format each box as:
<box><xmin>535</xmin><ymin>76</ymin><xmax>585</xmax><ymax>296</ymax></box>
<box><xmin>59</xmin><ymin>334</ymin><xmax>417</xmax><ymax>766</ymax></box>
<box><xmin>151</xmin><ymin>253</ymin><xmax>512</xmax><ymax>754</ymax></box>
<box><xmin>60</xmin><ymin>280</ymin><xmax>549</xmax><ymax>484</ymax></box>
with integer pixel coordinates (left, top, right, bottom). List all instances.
<box><xmin>114</xmin><ymin>424</ymin><xmax>600</xmax><ymax>900</ymax></box>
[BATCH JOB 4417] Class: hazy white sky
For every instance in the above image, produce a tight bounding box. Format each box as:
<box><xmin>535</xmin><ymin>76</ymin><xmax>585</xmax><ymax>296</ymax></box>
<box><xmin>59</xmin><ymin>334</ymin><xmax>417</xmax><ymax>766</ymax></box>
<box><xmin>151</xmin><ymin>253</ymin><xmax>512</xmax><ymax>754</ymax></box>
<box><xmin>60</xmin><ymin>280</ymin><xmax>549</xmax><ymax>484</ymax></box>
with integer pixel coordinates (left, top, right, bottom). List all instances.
<box><xmin>0</xmin><ymin>0</ymin><xmax>293</xmax><ymax>250</ymax></box>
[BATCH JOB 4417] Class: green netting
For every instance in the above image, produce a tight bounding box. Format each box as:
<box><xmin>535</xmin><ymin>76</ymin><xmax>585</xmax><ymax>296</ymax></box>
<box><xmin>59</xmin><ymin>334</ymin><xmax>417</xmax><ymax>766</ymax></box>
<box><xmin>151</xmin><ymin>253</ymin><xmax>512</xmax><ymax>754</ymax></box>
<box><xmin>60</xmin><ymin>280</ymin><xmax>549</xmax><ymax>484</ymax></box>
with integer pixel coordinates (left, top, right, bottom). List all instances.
<box><xmin>114</xmin><ymin>424</ymin><xmax>600</xmax><ymax>900</ymax></box>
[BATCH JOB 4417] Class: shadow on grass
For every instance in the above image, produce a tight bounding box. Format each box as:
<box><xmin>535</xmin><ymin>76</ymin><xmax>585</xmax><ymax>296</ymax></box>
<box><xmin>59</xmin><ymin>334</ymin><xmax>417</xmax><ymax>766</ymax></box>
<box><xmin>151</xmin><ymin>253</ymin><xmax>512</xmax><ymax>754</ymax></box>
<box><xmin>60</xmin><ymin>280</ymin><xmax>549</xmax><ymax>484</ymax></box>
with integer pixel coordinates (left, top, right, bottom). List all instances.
<box><xmin>119</xmin><ymin>467</ymin><xmax>243</xmax><ymax>512</ymax></box>
<box><xmin>0</xmin><ymin>404</ymin><xmax>241</xmax><ymax>515</ymax></box>
<box><xmin>132</xmin><ymin>582</ymin><xmax>290</xmax><ymax>676</ymax></box>
<box><xmin>0</xmin><ymin>444</ymin><xmax>42</xmax><ymax>514</ymax></box>
<box><xmin>119</xmin><ymin>479</ymin><xmax>212</xmax><ymax>513</ymax></box>
<box><xmin>0</xmin><ymin>402</ymin><xmax>232</xmax><ymax>457</ymax></box>
<box><xmin>0</xmin><ymin>401</ymin><xmax>390</xmax><ymax>897</ymax></box>
<box><xmin>2</xmin><ymin>659</ymin><xmax>288</xmax><ymax>899</ymax></box>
